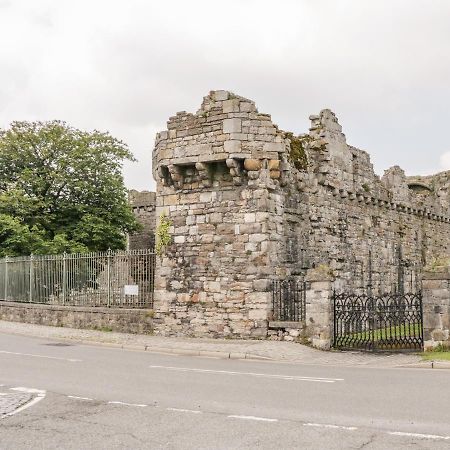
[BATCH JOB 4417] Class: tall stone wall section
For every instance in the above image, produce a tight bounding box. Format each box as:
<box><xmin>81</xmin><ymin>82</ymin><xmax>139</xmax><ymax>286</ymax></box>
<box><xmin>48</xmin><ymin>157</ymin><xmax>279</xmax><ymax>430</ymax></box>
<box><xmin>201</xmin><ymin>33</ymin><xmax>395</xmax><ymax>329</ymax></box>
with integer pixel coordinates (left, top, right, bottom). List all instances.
<box><xmin>152</xmin><ymin>91</ymin><xmax>287</xmax><ymax>337</ymax></box>
<box><xmin>300</xmin><ymin>111</ymin><xmax>450</xmax><ymax>293</ymax></box>
<box><xmin>128</xmin><ymin>190</ymin><xmax>156</xmax><ymax>250</ymax></box>
<box><xmin>152</xmin><ymin>90</ymin><xmax>450</xmax><ymax>340</ymax></box>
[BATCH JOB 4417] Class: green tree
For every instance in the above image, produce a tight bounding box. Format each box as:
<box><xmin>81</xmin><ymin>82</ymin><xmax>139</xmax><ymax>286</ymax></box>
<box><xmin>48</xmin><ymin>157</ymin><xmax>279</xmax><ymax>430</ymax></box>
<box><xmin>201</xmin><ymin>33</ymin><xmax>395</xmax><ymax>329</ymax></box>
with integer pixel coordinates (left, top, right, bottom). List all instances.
<box><xmin>0</xmin><ymin>120</ymin><xmax>140</xmax><ymax>256</ymax></box>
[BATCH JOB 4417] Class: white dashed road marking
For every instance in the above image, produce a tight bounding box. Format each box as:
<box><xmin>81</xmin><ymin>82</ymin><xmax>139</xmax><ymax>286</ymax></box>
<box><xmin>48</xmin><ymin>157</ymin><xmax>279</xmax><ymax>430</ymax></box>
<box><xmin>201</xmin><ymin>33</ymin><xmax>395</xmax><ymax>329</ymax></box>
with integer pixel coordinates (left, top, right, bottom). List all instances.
<box><xmin>304</xmin><ymin>423</ymin><xmax>358</xmax><ymax>431</ymax></box>
<box><xmin>5</xmin><ymin>386</ymin><xmax>450</xmax><ymax>443</ymax></box>
<box><xmin>228</xmin><ymin>415</ymin><xmax>278</xmax><ymax>422</ymax></box>
<box><xmin>67</xmin><ymin>396</ymin><xmax>93</xmax><ymax>401</ymax></box>
<box><xmin>166</xmin><ymin>408</ymin><xmax>202</xmax><ymax>414</ymax></box>
<box><xmin>0</xmin><ymin>350</ymin><xmax>81</xmax><ymax>362</ymax></box>
<box><xmin>388</xmin><ymin>431</ymin><xmax>450</xmax><ymax>441</ymax></box>
<box><xmin>108</xmin><ymin>401</ymin><xmax>147</xmax><ymax>407</ymax></box>
<box><xmin>148</xmin><ymin>365</ymin><xmax>343</xmax><ymax>383</ymax></box>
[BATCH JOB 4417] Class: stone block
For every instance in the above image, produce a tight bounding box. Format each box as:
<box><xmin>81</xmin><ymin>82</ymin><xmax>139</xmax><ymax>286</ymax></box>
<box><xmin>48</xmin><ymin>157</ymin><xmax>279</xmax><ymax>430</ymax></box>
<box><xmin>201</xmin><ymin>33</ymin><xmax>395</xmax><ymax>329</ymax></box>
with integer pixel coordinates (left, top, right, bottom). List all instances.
<box><xmin>263</xmin><ymin>142</ymin><xmax>284</xmax><ymax>153</ymax></box>
<box><xmin>164</xmin><ymin>195</ymin><xmax>178</xmax><ymax>206</ymax></box>
<box><xmin>174</xmin><ymin>235</ymin><xmax>185</xmax><ymax>244</ymax></box>
<box><xmin>249</xmin><ymin>233</ymin><xmax>268</xmax><ymax>243</ymax></box>
<box><xmin>268</xmin><ymin>159</ymin><xmax>280</xmax><ymax>170</ymax></box>
<box><xmin>239</xmin><ymin>102</ymin><xmax>253</xmax><ymax>112</ymax></box>
<box><xmin>204</xmin><ymin>281</ymin><xmax>221</xmax><ymax>292</ymax></box>
<box><xmin>248</xmin><ymin>309</ymin><xmax>267</xmax><ymax>320</ymax></box>
<box><xmin>199</xmin><ymin>192</ymin><xmax>212</xmax><ymax>203</ymax></box>
<box><xmin>223</xmin><ymin>99</ymin><xmax>240</xmax><ymax>113</ymax></box>
<box><xmin>224</xmin><ymin>140</ymin><xmax>242</xmax><ymax>153</ymax></box>
<box><xmin>209</xmin><ymin>213</ymin><xmax>223</xmax><ymax>224</ymax></box>
<box><xmin>244</xmin><ymin>159</ymin><xmax>262</xmax><ymax>171</ymax></box>
<box><xmin>213</xmin><ymin>90</ymin><xmax>229</xmax><ymax>101</ymax></box>
<box><xmin>223</xmin><ymin>118</ymin><xmax>242</xmax><ymax>133</ymax></box>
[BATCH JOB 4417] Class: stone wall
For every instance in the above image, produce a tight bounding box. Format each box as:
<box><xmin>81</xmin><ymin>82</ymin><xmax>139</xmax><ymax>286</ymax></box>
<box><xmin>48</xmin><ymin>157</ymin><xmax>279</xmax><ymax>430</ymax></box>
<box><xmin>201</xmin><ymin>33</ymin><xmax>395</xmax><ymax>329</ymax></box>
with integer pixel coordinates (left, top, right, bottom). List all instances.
<box><xmin>0</xmin><ymin>301</ymin><xmax>154</xmax><ymax>334</ymax></box>
<box><xmin>151</xmin><ymin>90</ymin><xmax>450</xmax><ymax>341</ymax></box>
<box><xmin>422</xmin><ymin>268</ymin><xmax>450</xmax><ymax>349</ymax></box>
<box><xmin>128</xmin><ymin>190</ymin><xmax>156</xmax><ymax>249</ymax></box>
<box><xmin>152</xmin><ymin>91</ymin><xmax>285</xmax><ymax>337</ymax></box>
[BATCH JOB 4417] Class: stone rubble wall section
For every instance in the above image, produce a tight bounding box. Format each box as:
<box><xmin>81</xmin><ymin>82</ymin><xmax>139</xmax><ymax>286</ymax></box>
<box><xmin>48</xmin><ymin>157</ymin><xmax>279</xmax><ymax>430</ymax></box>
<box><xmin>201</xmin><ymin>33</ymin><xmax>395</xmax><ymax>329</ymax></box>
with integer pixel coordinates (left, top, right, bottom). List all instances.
<box><xmin>152</xmin><ymin>90</ymin><xmax>289</xmax><ymax>338</ymax></box>
<box><xmin>151</xmin><ymin>90</ymin><xmax>450</xmax><ymax>341</ymax></box>
<box><xmin>0</xmin><ymin>301</ymin><xmax>154</xmax><ymax>334</ymax></box>
<box><xmin>128</xmin><ymin>190</ymin><xmax>156</xmax><ymax>249</ymax></box>
<box><xmin>422</xmin><ymin>269</ymin><xmax>450</xmax><ymax>349</ymax></box>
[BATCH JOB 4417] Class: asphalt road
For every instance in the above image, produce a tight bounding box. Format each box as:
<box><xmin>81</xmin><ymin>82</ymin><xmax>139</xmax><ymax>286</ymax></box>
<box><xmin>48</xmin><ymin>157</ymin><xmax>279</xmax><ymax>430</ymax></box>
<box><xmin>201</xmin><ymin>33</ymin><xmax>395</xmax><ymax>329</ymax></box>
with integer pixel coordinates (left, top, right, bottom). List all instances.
<box><xmin>0</xmin><ymin>332</ymin><xmax>449</xmax><ymax>449</ymax></box>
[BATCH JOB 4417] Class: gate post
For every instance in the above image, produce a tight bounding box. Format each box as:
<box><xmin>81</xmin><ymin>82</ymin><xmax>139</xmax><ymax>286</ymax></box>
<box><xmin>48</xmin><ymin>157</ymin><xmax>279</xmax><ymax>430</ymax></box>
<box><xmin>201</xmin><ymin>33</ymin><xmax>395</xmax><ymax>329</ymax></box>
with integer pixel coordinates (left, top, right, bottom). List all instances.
<box><xmin>422</xmin><ymin>266</ymin><xmax>450</xmax><ymax>350</ymax></box>
<box><xmin>304</xmin><ymin>266</ymin><xmax>335</xmax><ymax>350</ymax></box>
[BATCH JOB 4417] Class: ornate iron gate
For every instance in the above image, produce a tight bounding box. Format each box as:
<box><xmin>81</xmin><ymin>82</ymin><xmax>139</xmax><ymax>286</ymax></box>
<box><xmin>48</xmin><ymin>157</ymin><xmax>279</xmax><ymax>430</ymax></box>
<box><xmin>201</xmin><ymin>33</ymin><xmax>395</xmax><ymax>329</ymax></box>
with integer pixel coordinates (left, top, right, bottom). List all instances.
<box><xmin>333</xmin><ymin>292</ymin><xmax>423</xmax><ymax>351</ymax></box>
<box><xmin>272</xmin><ymin>280</ymin><xmax>306</xmax><ymax>322</ymax></box>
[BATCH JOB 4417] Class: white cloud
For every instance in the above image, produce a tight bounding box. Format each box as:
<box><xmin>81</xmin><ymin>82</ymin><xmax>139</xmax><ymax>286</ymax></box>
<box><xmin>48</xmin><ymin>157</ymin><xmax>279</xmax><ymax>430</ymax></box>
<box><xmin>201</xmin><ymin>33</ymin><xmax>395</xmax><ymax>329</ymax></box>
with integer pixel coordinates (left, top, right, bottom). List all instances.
<box><xmin>0</xmin><ymin>0</ymin><xmax>450</xmax><ymax>190</ymax></box>
<box><xmin>440</xmin><ymin>152</ymin><xmax>450</xmax><ymax>171</ymax></box>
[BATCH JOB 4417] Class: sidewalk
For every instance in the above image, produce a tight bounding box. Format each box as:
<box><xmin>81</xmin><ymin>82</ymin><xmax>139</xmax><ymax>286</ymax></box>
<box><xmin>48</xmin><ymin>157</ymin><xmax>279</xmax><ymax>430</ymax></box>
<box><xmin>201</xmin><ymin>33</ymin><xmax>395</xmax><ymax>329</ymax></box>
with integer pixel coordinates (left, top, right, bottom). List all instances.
<box><xmin>0</xmin><ymin>320</ymin><xmax>446</xmax><ymax>369</ymax></box>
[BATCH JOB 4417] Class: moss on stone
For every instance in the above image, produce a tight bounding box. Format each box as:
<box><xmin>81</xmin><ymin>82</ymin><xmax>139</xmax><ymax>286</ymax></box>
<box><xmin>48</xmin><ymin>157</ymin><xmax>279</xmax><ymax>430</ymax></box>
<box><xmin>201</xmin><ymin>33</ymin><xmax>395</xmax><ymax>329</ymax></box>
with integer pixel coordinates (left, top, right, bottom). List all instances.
<box><xmin>285</xmin><ymin>132</ymin><xmax>309</xmax><ymax>171</ymax></box>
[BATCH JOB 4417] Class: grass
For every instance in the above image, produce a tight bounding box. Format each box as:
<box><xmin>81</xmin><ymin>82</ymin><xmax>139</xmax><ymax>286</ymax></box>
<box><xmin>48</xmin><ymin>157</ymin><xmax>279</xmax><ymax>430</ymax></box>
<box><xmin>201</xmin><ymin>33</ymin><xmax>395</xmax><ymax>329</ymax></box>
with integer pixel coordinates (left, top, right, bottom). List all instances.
<box><xmin>422</xmin><ymin>352</ymin><xmax>450</xmax><ymax>361</ymax></box>
<box><xmin>341</xmin><ymin>323</ymin><xmax>421</xmax><ymax>341</ymax></box>
<box><xmin>422</xmin><ymin>343</ymin><xmax>450</xmax><ymax>361</ymax></box>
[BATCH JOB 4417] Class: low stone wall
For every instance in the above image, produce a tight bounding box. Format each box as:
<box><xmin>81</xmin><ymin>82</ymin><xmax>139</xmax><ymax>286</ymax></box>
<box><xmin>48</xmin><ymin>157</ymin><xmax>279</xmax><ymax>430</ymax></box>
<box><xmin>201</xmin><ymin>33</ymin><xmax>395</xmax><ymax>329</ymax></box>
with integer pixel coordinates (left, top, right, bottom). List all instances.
<box><xmin>0</xmin><ymin>302</ymin><xmax>154</xmax><ymax>334</ymax></box>
<box><xmin>422</xmin><ymin>269</ymin><xmax>450</xmax><ymax>349</ymax></box>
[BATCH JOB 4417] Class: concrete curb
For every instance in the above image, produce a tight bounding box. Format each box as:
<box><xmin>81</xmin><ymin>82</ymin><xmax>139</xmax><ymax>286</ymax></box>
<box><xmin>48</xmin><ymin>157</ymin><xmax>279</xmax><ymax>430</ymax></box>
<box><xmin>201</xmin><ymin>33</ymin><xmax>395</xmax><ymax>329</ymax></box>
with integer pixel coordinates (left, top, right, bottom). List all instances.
<box><xmin>2</xmin><ymin>323</ymin><xmax>447</xmax><ymax>368</ymax></box>
<box><xmin>402</xmin><ymin>360</ymin><xmax>450</xmax><ymax>370</ymax></box>
<box><xmin>72</xmin><ymin>338</ymin><xmax>273</xmax><ymax>361</ymax></box>
<box><xmin>0</xmin><ymin>325</ymin><xmax>273</xmax><ymax>361</ymax></box>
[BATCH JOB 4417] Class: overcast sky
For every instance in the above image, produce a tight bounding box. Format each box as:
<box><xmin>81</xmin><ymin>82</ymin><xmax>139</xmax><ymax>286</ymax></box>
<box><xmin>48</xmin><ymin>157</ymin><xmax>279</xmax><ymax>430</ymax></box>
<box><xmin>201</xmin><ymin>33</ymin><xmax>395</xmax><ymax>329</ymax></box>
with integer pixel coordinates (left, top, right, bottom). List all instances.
<box><xmin>1</xmin><ymin>0</ymin><xmax>449</xmax><ymax>191</ymax></box>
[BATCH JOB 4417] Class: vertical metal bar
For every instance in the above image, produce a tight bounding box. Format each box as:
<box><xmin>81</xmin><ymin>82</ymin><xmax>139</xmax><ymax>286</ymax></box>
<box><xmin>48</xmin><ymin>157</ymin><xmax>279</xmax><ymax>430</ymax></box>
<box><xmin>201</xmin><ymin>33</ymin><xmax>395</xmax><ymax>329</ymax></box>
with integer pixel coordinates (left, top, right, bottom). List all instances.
<box><xmin>29</xmin><ymin>255</ymin><xmax>33</xmax><ymax>302</ymax></box>
<box><xmin>107</xmin><ymin>249</ymin><xmax>111</xmax><ymax>307</ymax></box>
<box><xmin>62</xmin><ymin>252</ymin><xmax>67</xmax><ymax>305</ymax></box>
<box><xmin>4</xmin><ymin>256</ymin><xmax>8</xmax><ymax>301</ymax></box>
<box><xmin>333</xmin><ymin>290</ymin><xmax>336</xmax><ymax>348</ymax></box>
<box><xmin>398</xmin><ymin>244</ymin><xmax>404</xmax><ymax>295</ymax></box>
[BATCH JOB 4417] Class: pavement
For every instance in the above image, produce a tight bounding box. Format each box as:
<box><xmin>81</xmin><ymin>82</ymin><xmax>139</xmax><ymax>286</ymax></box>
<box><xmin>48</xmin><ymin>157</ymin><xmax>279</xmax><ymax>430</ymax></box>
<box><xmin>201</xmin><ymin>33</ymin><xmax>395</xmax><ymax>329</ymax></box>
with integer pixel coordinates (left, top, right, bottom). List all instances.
<box><xmin>1</xmin><ymin>320</ymin><xmax>448</xmax><ymax>369</ymax></box>
<box><xmin>1</xmin><ymin>330</ymin><xmax>450</xmax><ymax>449</ymax></box>
<box><xmin>0</xmin><ymin>389</ymin><xmax>33</xmax><ymax>417</ymax></box>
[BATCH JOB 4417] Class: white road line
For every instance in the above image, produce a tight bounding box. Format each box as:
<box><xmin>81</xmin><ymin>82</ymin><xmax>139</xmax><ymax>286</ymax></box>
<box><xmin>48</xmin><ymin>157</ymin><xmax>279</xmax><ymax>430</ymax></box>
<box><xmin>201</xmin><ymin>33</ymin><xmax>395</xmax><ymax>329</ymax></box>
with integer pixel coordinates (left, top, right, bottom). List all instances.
<box><xmin>108</xmin><ymin>401</ymin><xmax>147</xmax><ymax>407</ymax></box>
<box><xmin>148</xmin><ymin>365</ymin><xmax>343</xmax><ymax>383</ymax></box>
<box><xmin>10</xmin><ymin>387</ymin><xmax>46</xmax><ymax>394</ymax></box>
<box><xmin>228</xmin><ymin>415</ymin><xmax>278</xmax><ymax>422</ymax></box>
<box><xmin>388</xmin><ymin>431</ymin><xmax>450</xmax><ymax>440</ymax></box>
<box><xmin>67</xmin><ymin>395</ymin><xmax>93</xmax><ymax>401</ymax></box>
<box><xmin>304</xmin><ymin>423</ymin><xmax>357</xmax><ymax>431</ymax></box>
<box><xmin>166</xmin><ymin>408</ymin><xmax>202</xmax><ymax>414</ymax></box>
<box><xmin>0</xmin><ymin>350</ymin><xmax>81</xmax><ymax>362</ymax></box>
<box><xmin>3</xmin><ymin>387</ymin><xmax>46</xmax><ymax>418</ymax></box>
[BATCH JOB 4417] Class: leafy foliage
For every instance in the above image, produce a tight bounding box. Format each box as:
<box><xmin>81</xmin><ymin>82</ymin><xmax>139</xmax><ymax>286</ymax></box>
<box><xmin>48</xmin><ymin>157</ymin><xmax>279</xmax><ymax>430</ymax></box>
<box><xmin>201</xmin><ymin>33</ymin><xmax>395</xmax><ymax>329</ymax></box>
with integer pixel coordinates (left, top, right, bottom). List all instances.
<box><xmin>156</xmin><ymin>212</ymin><xmax>172</xmax><ymax>256</ymax></box>
<box><xmin>0</xmin><ymin>120</ymin><xmax>140</xmax><ymax>256</ymax></box>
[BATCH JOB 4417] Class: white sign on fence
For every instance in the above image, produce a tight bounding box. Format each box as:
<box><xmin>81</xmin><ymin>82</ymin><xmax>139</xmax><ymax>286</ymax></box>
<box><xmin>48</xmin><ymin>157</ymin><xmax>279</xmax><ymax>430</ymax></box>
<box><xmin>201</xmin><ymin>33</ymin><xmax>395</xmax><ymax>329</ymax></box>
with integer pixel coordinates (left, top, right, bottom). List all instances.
<box><xmin>124</xmin><ymin>284</ymin><xmax>139</xmax><ymax>296</ymax></box>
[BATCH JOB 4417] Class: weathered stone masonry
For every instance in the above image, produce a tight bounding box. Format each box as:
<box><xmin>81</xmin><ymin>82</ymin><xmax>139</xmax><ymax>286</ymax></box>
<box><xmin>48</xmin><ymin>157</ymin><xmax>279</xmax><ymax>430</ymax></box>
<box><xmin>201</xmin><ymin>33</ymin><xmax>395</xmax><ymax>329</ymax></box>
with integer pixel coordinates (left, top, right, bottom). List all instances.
<box><xmin>150</xmin><ymin>90</ymin><xmax>450</xmax><ymax>343</ymax></box>
<box><xmin>128</xmin><ymin>190</ymin><xmax>156</xmax><ymax>249</ymax></box>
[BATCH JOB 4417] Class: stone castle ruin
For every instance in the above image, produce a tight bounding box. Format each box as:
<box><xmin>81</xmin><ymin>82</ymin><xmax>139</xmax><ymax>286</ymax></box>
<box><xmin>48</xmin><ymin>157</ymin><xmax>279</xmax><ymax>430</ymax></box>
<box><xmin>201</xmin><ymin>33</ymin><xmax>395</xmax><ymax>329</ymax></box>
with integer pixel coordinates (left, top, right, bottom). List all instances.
<box><xmin>128</xmin><ymin>190</ymin><xmax>156</xmax><ymax>250</ymax></box>
<box><xmin>130</xmin><ymin>90</ymin><xmax>450</xmax><ymax>346</ymax></box>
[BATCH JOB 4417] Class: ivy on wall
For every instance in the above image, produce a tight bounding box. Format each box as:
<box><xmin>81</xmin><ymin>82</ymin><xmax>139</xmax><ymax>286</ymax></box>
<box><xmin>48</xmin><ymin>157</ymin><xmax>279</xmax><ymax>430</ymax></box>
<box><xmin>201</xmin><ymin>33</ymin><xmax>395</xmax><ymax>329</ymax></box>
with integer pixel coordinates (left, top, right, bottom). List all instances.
<box><xmin>156</xmin><ymin>212</ymin><xmax>172</xmax><ymax>256</ymax></box>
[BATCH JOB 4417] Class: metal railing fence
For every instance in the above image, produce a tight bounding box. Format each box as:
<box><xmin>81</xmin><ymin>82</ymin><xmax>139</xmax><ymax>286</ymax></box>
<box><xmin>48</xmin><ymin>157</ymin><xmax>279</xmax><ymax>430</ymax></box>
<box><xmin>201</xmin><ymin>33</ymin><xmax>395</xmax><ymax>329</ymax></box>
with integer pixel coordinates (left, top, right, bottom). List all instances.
<box><xmin>272</xmin><ymin>279</ymin><xmax>306</xmax><ymax>322</ymax></box>
<box><xmin>0</xmin><ymin>249</ymin><xmax>155</xmax><ymax>308</ymax></box>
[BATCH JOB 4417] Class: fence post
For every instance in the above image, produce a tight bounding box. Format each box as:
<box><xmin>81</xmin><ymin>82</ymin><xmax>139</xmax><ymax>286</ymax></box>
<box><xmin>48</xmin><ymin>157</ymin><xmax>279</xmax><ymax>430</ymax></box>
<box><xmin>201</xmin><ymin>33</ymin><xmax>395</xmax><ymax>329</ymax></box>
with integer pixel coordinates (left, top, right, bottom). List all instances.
<box><xmin>4</xmin><ymin>256</ymin><xmax>8</xmax><ymax>301</ymax></box>
<box><xmin>29</xmin><ymin>254</ymin><xmax>34</xmax><ymax>302</ymax></box>
<box><xmin>107</xmin><ymin>249</ymin><xmax>112</xmax><ymax>307</ymax></box>
<box><xmin>62</xmin><ymin>252</ymin><xmax>67</xmax><ymax>305</ymax></box>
